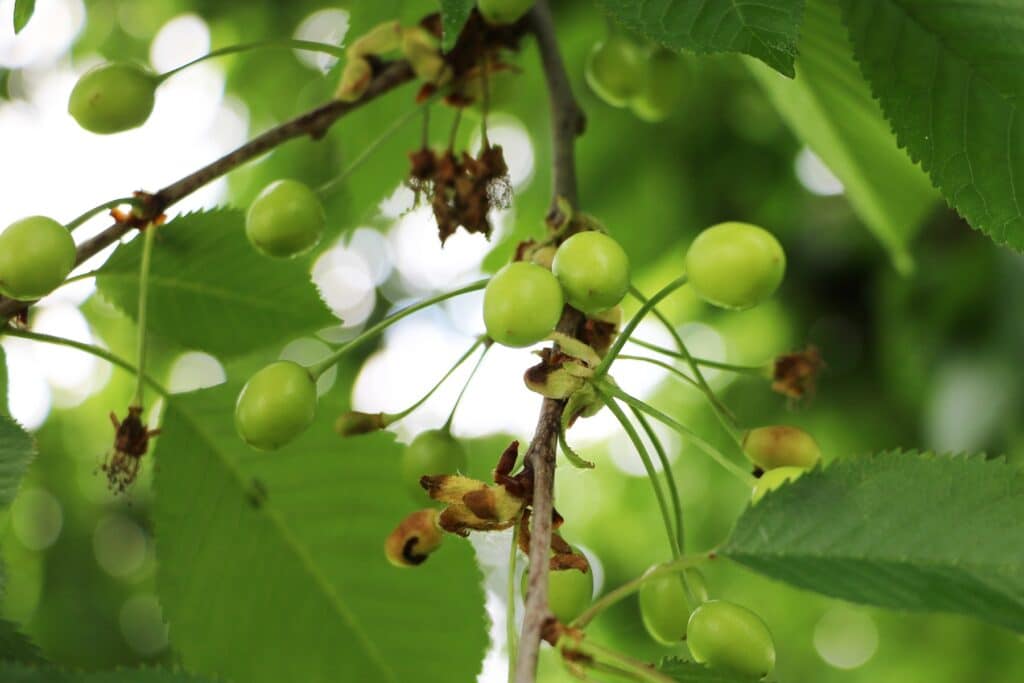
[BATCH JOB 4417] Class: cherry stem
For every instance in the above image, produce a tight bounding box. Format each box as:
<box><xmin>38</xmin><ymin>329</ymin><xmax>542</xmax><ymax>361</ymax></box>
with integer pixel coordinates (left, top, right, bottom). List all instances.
<box><xmin>506</xmin><ymin>522</ymin><xmax>520</xmax><ymax>683</ymax></box>
<box><xmin>627</xmin><ymin>286</ymin><xmax>742</xmax><ymax>441</ymax></box>
<box><xmin>592</xmin><ymin>276</ymin><xmax>688</xmax><ymax>380</ymax></box>
<box><xmin>594</xmin><ymin>380</ymin><xmax>755</xmax><ymax>486</ymax></box>
<box><xmin>630</xmin><ymin>337</ymin><xmax>770</xmax><ymax>377</ymax></box>
<box><xmin>65</xmin><ymin>197</ymin><xmax>142</xmax><ymax>233</ymax></box>
<box><xmin>156</xmin><ymin>39</ymin><xmax>348</xmax><ymax>82</ymax></box>
<box><xmin>558</xmin><ymin>637</ymin><xmax>677</xmax><ymax>683</ymax></box>
<box><xmin>616</xmin><ymin>355</ymin><xmax>700</xmax><ymax>390</ymax></box>
<box><xmin>570</xmin><ymin>554</ymin><xmax>709</xmax><ymax>630</ymax></box>
<box><xmin>307</xmin><ymin>279</ymin><xmax>489</xmax><ymax>379</ymax></box>
<box><xmin>382</xmin><ymin>336</ymin><xmax>486</xmax><ymax>427</ymax></box>
<box><xmin>442</xmin><ymin>339</ymin><xmax>492</xmax><ymax>432</ymax></box>
<box><xmin>3</xmin><ymin>328</ymin><xmax>168</xmax><ymax>396</ymax></box>
<box><xmin>317</xmin><ymin>90</ymin><xmax>442</xmax><ymax>198</ymax></box>
<box><xmin>601</xmin><ymin>395</ymin><xmax>680</xmax><ymax>559</ymax></box>
<box><xmin>630</xmin><ymin>406</ymin><xmax>685</xmax><ymax>554</ymax></box>
<box><xmin>131</xmin><ymin>224</ymin><xmax>158</xmax><ymax>409</ymax></box>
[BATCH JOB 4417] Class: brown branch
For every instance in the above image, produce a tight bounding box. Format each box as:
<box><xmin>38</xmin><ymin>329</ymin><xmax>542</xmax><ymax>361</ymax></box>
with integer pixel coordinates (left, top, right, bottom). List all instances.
<box><xmin>515</xmin><ymin>2</ymin><xmax>586</xmax><ymax>682</ymax></box>
<box><xmin>0</xmin><ymin>60</ymin><xmax>415</xmax><ymax>320</ymax></box>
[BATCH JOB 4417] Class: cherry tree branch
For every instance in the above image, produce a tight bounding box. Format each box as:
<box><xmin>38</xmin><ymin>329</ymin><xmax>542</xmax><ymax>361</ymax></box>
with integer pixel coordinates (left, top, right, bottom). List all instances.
<box><xmin>0</xmin><ymin>60</ymin><xmax>415</xmax><ymax>320</ymax></box>
<box><xmin>515</xmin><ymin>3</ymin><xmax>586</xmax><ymax>682</ymax></box>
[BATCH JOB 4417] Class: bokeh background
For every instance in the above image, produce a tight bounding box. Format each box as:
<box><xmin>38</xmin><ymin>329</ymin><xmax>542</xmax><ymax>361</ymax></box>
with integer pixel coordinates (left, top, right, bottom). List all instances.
<box><xmin>2</xmin><ymin>0</ymin><xmax>1023</xmax><ymax>681</ymax></box>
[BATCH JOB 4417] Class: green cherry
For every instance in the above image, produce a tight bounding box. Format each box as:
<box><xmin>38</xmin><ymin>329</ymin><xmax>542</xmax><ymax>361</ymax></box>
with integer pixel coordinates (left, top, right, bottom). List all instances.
<box><xmin>684</xmin><ymin>222</ymin><xmax>785</xmax><ymax>310</ymax></box>
<box><xmin>687</xmin><ymin>600</ymin><xmax>776</xmax><ymax>678</ymax></box>
<box><xmin>235</xmin><ymin>360</ymin><xmax>318</xmax><ymax>450</ymax></box>
<box><xmin>743</xmin><ymin>425</ymin><xmax>821</xmax><ymax>470</ymax></box>
<box><xmin>401</xmin><ymin>429</ymin><xmax>469</xmax><ymax>500</ymax></box>
<box><xmin>630</xmin><ymin>49</ymin><xmax>687</xmax><ymax>123</ymax></box>
<box><xmin>639</xmin><ymin>569</ymin><xmax>708</xmax><ymax>645</ymax></box>
<box><xmin>245</xmin><ymin>179</ymin><xmax>326</xmax><ymax>258</ymax></box>
<box><xmin>584</xmin><ymin>34</ymin><xmax>646</xmax><ymax>108</ymax></box>
<box><xmin>68</xmin><ymin>62</ymin><xmax>158</xmax><ymax>134</ymax></box>
<box><xmin>751</xmin><ymin>466</ymin><xmax>806</xmax><ymax>504</ymax></box>
<box><xmin>552</xmin><ymin>231</ymin><xmax>630</xmax><ymax>316</ymax></box>
<box><xmin>522</xmin><ymin>564</ymin><xmax>594</xmax><ymax>624</ymax></box>
<box><xmin>484</xmin><ymin>262</ymin><xmax>564</xmax><ymax>347</ymax></box>
<box><xmin>0</xmin><ymin>216</ymin><xmax>76</xmax><ymax>301</ymax></box>
<box><xmin>477</xmin><ymin>0</ymin><xmax>535</xmax><ymax>25</ymax></box>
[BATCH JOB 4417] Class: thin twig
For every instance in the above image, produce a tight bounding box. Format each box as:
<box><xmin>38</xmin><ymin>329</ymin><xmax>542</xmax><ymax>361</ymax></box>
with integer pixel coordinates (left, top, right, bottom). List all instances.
<box><xmin>0</xmin><ymin>60</ymin><xmax>415</xmax><ymax>321</ymax></box>
<box><xmin>515</xmin><ymin>2</ymin><xmax>586</xmax><ymax>682</ymax></box>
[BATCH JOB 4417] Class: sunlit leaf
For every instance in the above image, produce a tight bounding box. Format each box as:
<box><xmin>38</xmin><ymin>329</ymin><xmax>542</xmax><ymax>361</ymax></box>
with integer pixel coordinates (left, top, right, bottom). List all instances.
<box><xmin>594</xmin><ymin>0</ymin><xmax>803</xmax><ymax>77</ymax></box>
<box><xmin>746</xmin><ymin>0</ymin><xmax>937</xmax><ymax>273</ymax></box>
<box><xmin>154</xmin><ymin>384</ymin><xmax>488</xmax><ymax>683</ymax></box>
<box><xmin>96</xmin><ymin>210</ymin><xmax>336</xmax><ymax>358</ymax></box>
<box><xmin>724</xmin><ymin>451</ymin><xmax>1024</xmax><ymax>632</ymax></box>
<box><xmin>13</xmin><ymin>0</ymin><xmax>34</xmax><ymax>34</ymax></box>
<box><xmin>837</xmin><ymin>0</ymin><xmax>1024</xmax><ymax>250</ymax></box>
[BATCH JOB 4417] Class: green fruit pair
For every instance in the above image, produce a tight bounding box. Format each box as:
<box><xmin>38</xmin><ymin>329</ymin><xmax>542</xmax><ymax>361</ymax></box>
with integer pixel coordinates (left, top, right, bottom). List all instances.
<box><xmin>585</xmin><ymin>38</ymin><xmax>687</xmax><ymax>121</ymax></box>
<box><xmin>0</xmin><ymin>217</ymin><xmax>76</xmax><ymax>301</ymax></box>
<box><xmin>685</xmin><ymin>222</ymin><xmax>785</xmax><ymax>310</ymax></box>
<box><xmin>68</xmin><ymin>62</ymin><xmax>158</xmax><ymax>134</ymax></box>
<box><xmin>521</xmin><ymin>563</ymin><xmax>593</xmax><ymax>624</ymax></box>
<box><xmin>235</xmin><ymin>361</ymin><xmax>318</xmax><ymax>450</ymax></box>
<box><xmin>484</xmin><ymin>231</ymin><xmax>630</xmax><ymax>347</ymax></box>
<box><xmin>639</xmin><ymin>568</ymin><xmax>707</xmax><ymax>644</ymax></box>
<box><xmin>400</xmin><ymin>429</ymin><xmax>468</xmax><ymax>500</ymax></box>
<box><xmin>246</xmin><ymin>180</ymin><xmax>326</xmax><ymax>258</ymax></box>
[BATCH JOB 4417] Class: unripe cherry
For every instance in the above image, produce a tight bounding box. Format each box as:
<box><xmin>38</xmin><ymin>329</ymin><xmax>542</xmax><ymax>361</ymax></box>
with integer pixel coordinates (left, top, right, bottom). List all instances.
<box><xmin>484</xmin><ymin>262</ymin><xmax>564</xmax><ymax>347</ymax></box>
<box><xmin>477</xmin><ymin>0</ymin><xmax>535</xmax><ymax>25</ymax></box>
<box><xmin>401</xmin><ymin>429</ymin><xmax>468</xmax><ymax>500</ymax></box>
<box><xmin>522</xmin><ymin>564</ymin><xmax>594</xmax><ymax>624</ymax></box>
<box><xmin>68</xmin><ymin>62</ymin><xmax>157</xmax><ymax>134</ymax></box>
<box><xmin>245</xmin><ymin>180</ymin><xmax>326</xmax><ymax>258</ymax></box>
<box><xmin>687</xmin><ymin>600</ymin><xmax>776</xmax><ymax>677</ymax></box>
<box><xmin>552</xmin><ymin>231</ymin><xmax>630</xmax><ymax>315</ymax></box>
<box><xmin>743</xmin><ymin>425</ymin><xmax>821</xmax><ymax>470</ymax></box>
<box><xmin>235</xmin><ymin>361</ymin><xmax>318</xmax><ymax>450</ymax></box>
<box><xmin>685</xmin><ymin>222</ymin><xmax>785</xmax><ymax>310</ymax></box>
<box><xmin>639</xmin><ymin>568</ymin><xmax>708</xmax><ymax>645</ymax></box>
<box><xmin>0</xmin><ymin>216</ymin><xmax>76</xmax><ymax>301</ymax></box>
<box><xmin>584</xmin><ymin>34</ymin><xmax>646</xmax><ymax>108</ymax></box>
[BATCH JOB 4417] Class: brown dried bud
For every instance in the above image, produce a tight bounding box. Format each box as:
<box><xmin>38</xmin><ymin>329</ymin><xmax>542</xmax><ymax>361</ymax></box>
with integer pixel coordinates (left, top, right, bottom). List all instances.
<box><xmin>336</xmin><ymin>57</ymin><xmax>373</xmax><ymax>102</ymax></box>
<box><xmin>524</xmin><ymin>362</ymin><xmax>587</xmax><ymax>400</ymax></box>
<box><xmin>385</xmin><ymin>509</ymin><xmax>443</xmax><ymax>567</ymax></box>
<box><xmin>334</xmin><ymin>411</ymin><xmax>389</xmax><ymax>437</ymax></box>
<box><xmin>772</xmin><ymin>345</ymin><xmax>824</xmax><ymax>401</ymax></box>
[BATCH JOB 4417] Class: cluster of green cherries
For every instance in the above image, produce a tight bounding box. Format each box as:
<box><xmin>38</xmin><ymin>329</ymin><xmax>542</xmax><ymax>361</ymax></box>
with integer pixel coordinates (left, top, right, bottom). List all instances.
<box><xmin>585</xmin><ymin>31</ymin><xmax>688</xmax><ymax>122</ymax></box>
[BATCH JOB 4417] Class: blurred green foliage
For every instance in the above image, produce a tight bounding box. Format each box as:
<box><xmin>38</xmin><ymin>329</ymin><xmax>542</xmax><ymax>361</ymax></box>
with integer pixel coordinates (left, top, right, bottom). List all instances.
<box><xmin>2</xmin><ymin>1</ymin><xmax>1023</xmax><ymax>682</ymax></box>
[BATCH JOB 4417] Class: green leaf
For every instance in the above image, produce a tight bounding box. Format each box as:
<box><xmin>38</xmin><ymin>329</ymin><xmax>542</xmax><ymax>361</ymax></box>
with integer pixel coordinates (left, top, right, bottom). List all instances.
<box><xmin>0</xmin><ymin>619</ymin><xmax>43</xmax><ymax>664</ymax></box>
<box><xmin>0</xmin><ymin>415</ymin><xmax>34</xmax><ymax>510</ymax></box>
<box><xmin>837</xmin><ymin>0</ymin><xmax>1024</xmax><ymax>251</ymax></box>
<box><xmin>659</xmin><ymin>657</ymin><xmax>761</xmax><ymax>681</ymax></box>
<box><xmin>723</xmin><ymin>451</ymin><xmax>1024</xmax><ymax>632</ymax></box>
<box><xmin>13</xmin><ymin>0</ymin><xmax>34</xmax><ymax>34</ymax></box>
<box><xmin>0</xmin><ymin>344</ymin><xmax>9</xmax><ymax>415</ymax></box>
<box><xmin>96</xmin><ymin>210</ymin><xmax>335</xmax><ymax>358</ymax></box>
<box><xmin>0</xmin><ymin>664</ymin><xmax>214</xmax><ymax>682</ymax></box>
<box><xmin>594</xmin><ymin>0</ymin><xmax>803</xmax><ymax>77</ymax></box>
<box><xmin>746</xmin><ymin>0</ymin><xmax>937</xmax><ymax>273</ymax></box>
<box><xmin>439</xmin><ymin>0</ymin><xmax>474</xmax><ymax>52</ymax></box>
<box><xmin>154</xmin><ymin>384</ymin><xmax>488</xmax><ymax>683</ymax></box>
